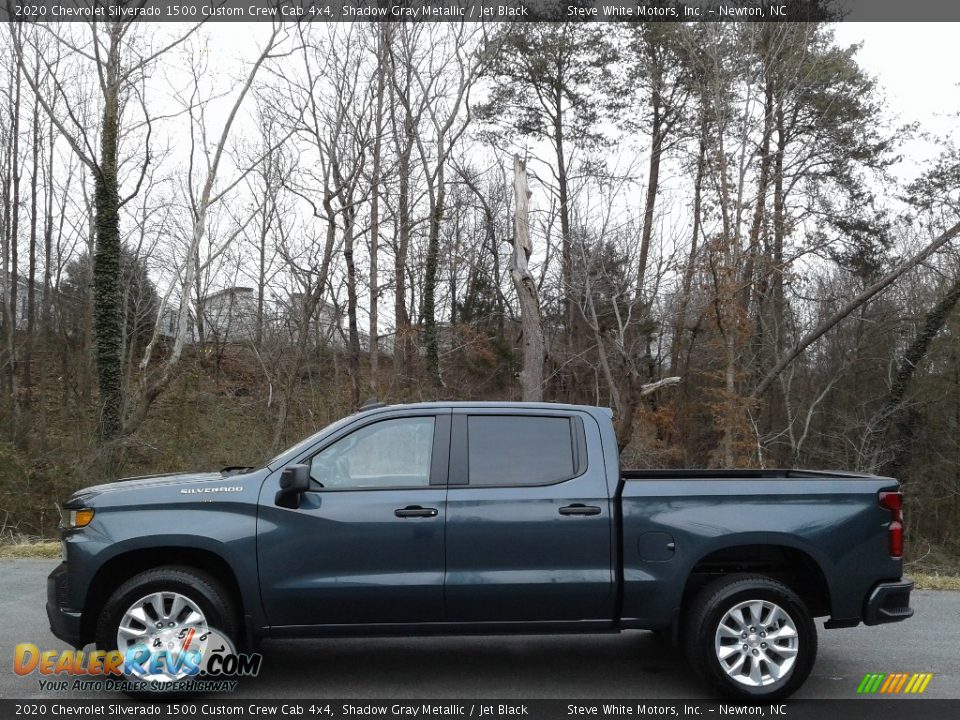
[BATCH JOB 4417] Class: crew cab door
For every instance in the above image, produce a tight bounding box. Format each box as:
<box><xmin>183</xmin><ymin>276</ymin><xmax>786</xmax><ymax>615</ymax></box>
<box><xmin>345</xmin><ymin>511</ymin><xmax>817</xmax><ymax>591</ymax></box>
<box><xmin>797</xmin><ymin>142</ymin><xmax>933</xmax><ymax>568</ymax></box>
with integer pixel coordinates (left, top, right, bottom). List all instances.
<box><xmin>444</xmin><ymin>410</ymin><xmax>614</xmax><ymax>623</ymax></box>
<box><xmin>257</xmin><ymin>410</ymin><xmax>450</xmax><ymax>627</ymax></box>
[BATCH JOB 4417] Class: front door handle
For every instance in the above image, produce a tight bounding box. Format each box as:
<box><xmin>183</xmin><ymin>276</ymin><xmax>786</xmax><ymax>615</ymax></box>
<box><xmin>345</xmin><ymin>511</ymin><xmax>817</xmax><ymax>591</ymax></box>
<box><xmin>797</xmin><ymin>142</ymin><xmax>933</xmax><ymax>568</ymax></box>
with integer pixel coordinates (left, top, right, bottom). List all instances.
<box><xmin>394</xmin><ymin>505</ymin><xmax>438</xmax><ymax>518</ymax></box>
<box><xmin>559</xmin><ymin>504</ymin><xmax>602</xmax><ymax>516</ymax></box>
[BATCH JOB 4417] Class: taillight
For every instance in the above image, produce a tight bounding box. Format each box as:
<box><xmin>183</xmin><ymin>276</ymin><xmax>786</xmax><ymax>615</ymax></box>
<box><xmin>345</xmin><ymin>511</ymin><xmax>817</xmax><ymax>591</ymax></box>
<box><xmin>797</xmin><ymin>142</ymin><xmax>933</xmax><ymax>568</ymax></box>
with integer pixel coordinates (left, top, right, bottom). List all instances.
<box><xmin>879</xmin><ymin>491</ymin><xmax>904</xmax><ymax>558</ymax></box>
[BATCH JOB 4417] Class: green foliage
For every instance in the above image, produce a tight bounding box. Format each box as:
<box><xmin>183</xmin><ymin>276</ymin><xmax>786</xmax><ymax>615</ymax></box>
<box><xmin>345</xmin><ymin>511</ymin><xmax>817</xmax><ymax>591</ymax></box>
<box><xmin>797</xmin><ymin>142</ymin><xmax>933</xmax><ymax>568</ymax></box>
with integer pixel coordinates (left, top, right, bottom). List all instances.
<box><xmin>456</xmin><ymin>271</ymin><xmax>500</xmax><ymax>327</ymax></box>
<box><xmin>822</xmin><ymin>206</ymin><xmax>896</xmax><ymax>283</ymax></box>
<box><xmin>476</xmin><ymin>23</ymin><xmax>611</xmax><ymax>149</ymax></box>
<box><xmin>61</xmin><ymin>244</ymin><xmax>160</xmax><ymax>355</ymax></box>
<box><xmin>783</xmin><ymin>28</ymin><xmax>903</xmax><ymax>270</ymax></box>
<box><xmin>907</xmin><ymin>122</ymin><xmax>960</xmax><ymax>213</ymax></box>
<box><xmin>607</xmin><ymin>22</ymin><xmax>695</xmax><ymax>140</ymax></box>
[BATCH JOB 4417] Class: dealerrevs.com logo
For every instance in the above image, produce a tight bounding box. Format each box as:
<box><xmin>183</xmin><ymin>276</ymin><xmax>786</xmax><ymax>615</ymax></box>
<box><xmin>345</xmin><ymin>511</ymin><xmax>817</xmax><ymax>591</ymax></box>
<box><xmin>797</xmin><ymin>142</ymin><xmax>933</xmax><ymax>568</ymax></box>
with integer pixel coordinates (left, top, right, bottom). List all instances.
<box><xmin>14</xmin><ymin>627</ymin><xmax>262</xmax><ymax>693</ymax></box>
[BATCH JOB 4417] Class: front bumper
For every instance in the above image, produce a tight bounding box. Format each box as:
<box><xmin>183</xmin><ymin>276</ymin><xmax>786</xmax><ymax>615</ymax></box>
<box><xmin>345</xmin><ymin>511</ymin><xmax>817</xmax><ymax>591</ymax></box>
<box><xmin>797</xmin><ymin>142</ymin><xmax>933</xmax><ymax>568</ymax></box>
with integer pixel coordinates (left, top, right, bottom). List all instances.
<box><xmin>863</xmin><ymin>578</ymin><xmax>914</xmax><ymax>625</ymax></box>
<box><xmin>47</xmin><ymin>562</ymin><xmax>84</xmax><ymax>648</ymax></box>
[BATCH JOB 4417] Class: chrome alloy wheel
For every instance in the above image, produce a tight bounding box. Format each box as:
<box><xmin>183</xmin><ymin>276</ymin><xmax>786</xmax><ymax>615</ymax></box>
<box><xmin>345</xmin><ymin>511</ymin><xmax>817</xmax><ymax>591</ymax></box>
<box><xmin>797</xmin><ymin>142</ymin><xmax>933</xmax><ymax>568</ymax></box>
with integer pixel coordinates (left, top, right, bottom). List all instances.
<box><xmin>714</xmin><ymin>599</ymin><xmax>799</xmax><ymax>688</ymax></box>
<box><xmin>117</xmin><ymin>591</ymin><xmax>209</xmax><ymax>682</ymax></box>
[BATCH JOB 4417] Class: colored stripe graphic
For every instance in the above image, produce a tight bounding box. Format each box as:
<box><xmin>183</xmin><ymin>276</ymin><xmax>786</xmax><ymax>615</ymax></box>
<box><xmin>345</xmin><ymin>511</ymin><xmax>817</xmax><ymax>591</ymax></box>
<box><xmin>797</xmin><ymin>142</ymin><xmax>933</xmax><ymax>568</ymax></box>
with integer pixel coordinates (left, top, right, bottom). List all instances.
<box><xmin>857</xmin><ymin>673</ymin><xmax>883</xmax><ymax>693</ymax></box>
<box><xmin>857</xmin><ymin>672</ymin><xmax>932</xmax><ymax>694</ymax></box>
<box><xmin>879</xmin><ymin>674</ymin><xmax>897</xmax><ymax>693</ymax></box>
<box><xmin>893</xmin><ymin>673</ymin><xmax>909</xmax><ymax>693</ymax></box>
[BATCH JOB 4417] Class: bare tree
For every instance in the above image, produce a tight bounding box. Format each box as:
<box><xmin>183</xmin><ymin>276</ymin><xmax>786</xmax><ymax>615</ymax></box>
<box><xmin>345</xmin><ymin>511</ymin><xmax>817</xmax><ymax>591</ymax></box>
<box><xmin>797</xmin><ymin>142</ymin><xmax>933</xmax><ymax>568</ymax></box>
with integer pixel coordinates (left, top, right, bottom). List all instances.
<box><xmin>367</xmin><ymin>22</ymin><xmax>388</xmax><ymax>394</ymax></box>
<box><xmin>130</xmin><ymin>24</ymin><xmax>287</xmax><ymax>435</ymax></box>
<box><xmin>408</xmin><ymin>23</ymin><xmax>483</xmax><ymax>386</ymax></box>
<box><xmin>12</xmin><ymin>17</ymin><xmax>200</xmax><ymax>445</ymax></box>
<box><xmin>511</xmin><ymin>155</ymin><xmax>544</xmax><ymax>401</ymax></box>
<box><xmin>1</xmin><ymin>26</ymin><xmax>23</xmax><ymax>439</ymax></box>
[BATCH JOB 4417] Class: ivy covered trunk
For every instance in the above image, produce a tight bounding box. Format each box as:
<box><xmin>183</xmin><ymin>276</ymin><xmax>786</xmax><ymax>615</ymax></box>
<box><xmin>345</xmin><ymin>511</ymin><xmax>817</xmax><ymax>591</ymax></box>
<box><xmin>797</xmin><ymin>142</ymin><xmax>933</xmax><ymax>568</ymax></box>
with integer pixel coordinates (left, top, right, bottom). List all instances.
<box><xmin>93</xmin><ymin>28</ymin><xmax>123</xmax><ymax>442</ymax></box>
<box><xmin>422</xmin><ymin>187</ymin><xmax>444</xmax><ymax>387</ymax></box>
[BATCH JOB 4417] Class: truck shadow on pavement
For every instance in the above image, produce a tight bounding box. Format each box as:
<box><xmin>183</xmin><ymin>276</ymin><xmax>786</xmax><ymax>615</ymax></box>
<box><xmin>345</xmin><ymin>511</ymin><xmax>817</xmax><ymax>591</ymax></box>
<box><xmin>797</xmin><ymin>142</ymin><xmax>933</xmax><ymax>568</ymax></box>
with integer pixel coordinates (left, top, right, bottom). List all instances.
<box><xmin>249</xmin><ymin>632</ymin><xmax>691</xmax><ymax>699</ymax></box>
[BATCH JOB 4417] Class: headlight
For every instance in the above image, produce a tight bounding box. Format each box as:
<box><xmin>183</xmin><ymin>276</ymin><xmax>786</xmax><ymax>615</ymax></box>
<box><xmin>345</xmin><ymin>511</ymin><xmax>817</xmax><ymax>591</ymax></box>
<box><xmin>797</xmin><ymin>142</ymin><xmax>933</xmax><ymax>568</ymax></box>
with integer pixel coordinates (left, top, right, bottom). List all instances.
<box><xmin>59</xmin><ymin>507</ymin><xmax>95</xmax><ymax>530</ymax></box>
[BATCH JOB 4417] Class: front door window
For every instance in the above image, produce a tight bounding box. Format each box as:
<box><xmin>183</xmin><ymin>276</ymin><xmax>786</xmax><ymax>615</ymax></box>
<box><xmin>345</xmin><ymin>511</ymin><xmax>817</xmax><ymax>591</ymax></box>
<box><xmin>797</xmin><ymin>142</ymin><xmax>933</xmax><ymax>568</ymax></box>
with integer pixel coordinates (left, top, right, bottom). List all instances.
<box><xmin>310</xmin><ymin>417</ymin><xmax>435</xmax><ymax>489</ymax></box>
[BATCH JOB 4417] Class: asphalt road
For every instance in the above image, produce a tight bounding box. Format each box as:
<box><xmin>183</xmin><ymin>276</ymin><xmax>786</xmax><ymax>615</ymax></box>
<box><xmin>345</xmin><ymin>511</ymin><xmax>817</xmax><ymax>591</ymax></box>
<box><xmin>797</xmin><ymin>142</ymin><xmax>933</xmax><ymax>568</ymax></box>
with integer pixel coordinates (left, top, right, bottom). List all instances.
<box><xmin>2</xmin><ymin>559</ymin><xmax>958</xmax><ymax>700</ymax></box>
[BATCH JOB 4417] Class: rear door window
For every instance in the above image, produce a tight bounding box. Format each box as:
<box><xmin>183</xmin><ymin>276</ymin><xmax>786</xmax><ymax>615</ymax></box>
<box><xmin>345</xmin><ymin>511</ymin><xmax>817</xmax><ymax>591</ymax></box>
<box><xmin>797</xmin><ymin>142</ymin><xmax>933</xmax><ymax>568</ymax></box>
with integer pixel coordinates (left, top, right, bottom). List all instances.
<box><xmin>467</xmin><ymin>416</ymin><xmax>578</xmax><ymax>486</ymax></box>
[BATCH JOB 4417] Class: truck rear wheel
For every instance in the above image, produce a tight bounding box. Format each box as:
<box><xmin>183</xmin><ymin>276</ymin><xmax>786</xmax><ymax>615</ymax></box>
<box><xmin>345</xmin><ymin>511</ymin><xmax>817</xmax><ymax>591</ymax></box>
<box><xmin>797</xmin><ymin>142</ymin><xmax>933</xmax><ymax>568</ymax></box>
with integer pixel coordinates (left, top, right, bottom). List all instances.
<box><xmin>683</xmin><ymin>574</ymin><xmax>817</xmax><ymax>700</ymax></box>
<box><xmin>95</xmin><ymin>566</ymin><xmax>238</xmax><ymax>688</ymax></box>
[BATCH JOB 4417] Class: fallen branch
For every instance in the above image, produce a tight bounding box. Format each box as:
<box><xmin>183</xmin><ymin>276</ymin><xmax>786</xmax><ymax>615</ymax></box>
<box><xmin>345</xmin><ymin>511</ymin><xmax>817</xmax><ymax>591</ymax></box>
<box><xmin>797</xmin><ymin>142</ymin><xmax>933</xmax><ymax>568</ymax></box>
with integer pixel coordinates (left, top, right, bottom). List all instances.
<box><xmin>751</xmin><ymin>219</ymin><xmax>960</xmax><ymax>399</ymax></box>
<box><xmin>639</xmin><ymin>376</ymin><xmax>682</xmax><ymax>396</ymax></box>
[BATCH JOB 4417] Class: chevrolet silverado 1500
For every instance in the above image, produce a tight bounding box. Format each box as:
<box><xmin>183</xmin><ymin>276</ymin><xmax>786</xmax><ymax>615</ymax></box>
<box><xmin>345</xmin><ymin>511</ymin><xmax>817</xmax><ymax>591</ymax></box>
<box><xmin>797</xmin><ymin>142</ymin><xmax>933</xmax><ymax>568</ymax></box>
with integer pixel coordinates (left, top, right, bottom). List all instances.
<box><xmin>48</xmin><ymin>402</ymin><xmax>913</xmax><ymax>699</ymax></box>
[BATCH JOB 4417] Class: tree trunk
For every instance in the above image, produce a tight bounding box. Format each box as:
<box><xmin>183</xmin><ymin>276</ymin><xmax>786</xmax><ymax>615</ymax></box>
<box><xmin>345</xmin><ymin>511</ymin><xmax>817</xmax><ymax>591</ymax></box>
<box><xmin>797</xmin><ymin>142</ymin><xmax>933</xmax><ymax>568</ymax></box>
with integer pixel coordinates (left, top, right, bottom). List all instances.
<box><xmin>1</xmin><ymin>92</ymin><xmax>8</xmax><ymax>400</ymax></box>
<box><xmin>80</xmin><ymin>187</ymin><xmax>95</xmax><ymax>405</ymax></box>
<box><xmin>38</xmin><ymin>115</ymin><xmax>55</xmax><ymax>453</ymax></box>
<box><xmin>0</xmin><ymin>90</ymin><xmax>10</xmax><ymax>407</ymax></box>
<box><xmin>712</xmin><ymin>114</ymin><xmax>740</xmax><ymax>467</ymax></box>
<box><xmin>670</xmin><ymin>115</ymin><xmax>707</xmax><ymax>374</ymax></box>
<box><xmin>742</xmin><ymin>74</ymin><xmax>774</xmax><ymax>314</ymax></box>
<box><xmin>762</xmin><ymin>99</ymin><xmax>789</xmax><ymax>449</ymax></box>
<box><xmin>92</xmin><ymin>24</ymin><xmax>125</xmax><ymax>443</ymax></box>
<box><xmin>771</xmin><ymin>99</ymin><xmax>786</xmax><ymax>352</ymax></box>
<box><xmin>368</xmin><ymin>22</ymin><xmax>386</xmax><ymax>395</ymax></box>
<box><xmin>7</xmin><ymin>51</ymin><xmax>22</xmax><ymax>428</ymax></box>
<box><xmin>865</xmin><ymin>275</ymin><xmax>960</xmax><ymax>469</ymax></box>
<box><xmin>22</xmin><ymin>61</ymin><xmax>40</xmax><ymax>404</ymax></box>
<box><xmin>638</xmin><ymin>50</ymin><xmax>663</xmax><ymax>296</ymax></box>
<box><xmin>344</xmin><ymin>204</ymin><xmax>362</xmax><ymax>410</ymax></box>
<box><xmin>554</xmin><ymin>88</ymin><xmax>573</xmax><ymax>351</ymax></box>
<box><xmin>422</xmin><ymin>180</ymin><xmax>444</xmax><ymax>387</ymax></box>
<box><xmin>255</xmin><ymin>174</ymin><xmax>269</xmax><ymax>349</ymax></box>
<box><xmin>394</xmin><ymin>96</ymin><xmax>413</xmax><ymax>382</ymax></box>
<box><xmin>511</xmin><ymin>156</ymin><xmax>545</xmax><ymax>402</ymax></box>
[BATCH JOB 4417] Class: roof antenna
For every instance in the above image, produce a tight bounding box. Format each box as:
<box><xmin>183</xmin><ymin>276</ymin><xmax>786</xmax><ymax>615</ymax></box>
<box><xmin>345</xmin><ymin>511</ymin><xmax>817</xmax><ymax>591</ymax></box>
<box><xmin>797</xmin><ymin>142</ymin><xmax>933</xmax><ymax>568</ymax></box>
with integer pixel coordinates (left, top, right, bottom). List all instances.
<box><xmin>361</xmin><ymin>398</ymin><xmax>386</xmax><ymax>412</ymax></box>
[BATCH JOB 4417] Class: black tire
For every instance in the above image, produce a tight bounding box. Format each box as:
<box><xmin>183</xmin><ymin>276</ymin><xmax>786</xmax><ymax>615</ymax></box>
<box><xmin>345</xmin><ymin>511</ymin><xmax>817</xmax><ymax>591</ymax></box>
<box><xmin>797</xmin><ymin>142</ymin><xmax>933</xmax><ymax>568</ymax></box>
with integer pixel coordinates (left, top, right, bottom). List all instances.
<box><xmin>95</xmin><ymin>565</ymin><xmax>238</xmax><ymax>695</ymax></box>
<box><xmin>682</xmin><ymin>574</ymin><xmax>817</xmax><ymax>700</ymax></box>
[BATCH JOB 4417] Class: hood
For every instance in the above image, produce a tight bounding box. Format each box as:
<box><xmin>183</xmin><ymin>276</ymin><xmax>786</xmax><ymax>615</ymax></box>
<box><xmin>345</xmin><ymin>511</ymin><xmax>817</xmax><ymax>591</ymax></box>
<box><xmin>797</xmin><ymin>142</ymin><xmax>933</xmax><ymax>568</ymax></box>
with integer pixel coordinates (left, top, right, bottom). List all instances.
<box><xmin>65</xmin><ymin>471</ymin><xmax>231</xmax><ymax>507</ymax></box>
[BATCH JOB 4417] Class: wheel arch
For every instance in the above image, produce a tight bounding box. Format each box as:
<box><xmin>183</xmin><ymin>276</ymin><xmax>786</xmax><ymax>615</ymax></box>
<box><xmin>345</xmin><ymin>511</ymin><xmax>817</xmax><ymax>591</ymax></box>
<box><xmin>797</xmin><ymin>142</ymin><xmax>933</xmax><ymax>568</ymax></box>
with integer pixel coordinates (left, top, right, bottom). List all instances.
<box><xmin>80</xmin><ymin>545</ymin><xmax>245</xmax><ymax>647</ymax></box>
<box><xmin>679</xmin><ymin>542</ymin><xmax>833</xmax><ymax>620</ymax></box>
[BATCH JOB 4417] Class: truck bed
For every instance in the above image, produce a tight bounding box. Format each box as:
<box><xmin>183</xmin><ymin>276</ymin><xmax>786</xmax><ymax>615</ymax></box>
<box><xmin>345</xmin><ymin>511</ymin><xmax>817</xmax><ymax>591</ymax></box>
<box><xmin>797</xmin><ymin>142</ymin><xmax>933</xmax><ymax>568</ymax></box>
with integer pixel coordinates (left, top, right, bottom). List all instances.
<box><xmin>615</xmin><ymin>470</ymin><xmax>901</xmax><ymax>630</ymax></box>
<box><xmin>621</xmin><ymin>468</ymin><xmax>876</xmax><ymax>480</ymax></box>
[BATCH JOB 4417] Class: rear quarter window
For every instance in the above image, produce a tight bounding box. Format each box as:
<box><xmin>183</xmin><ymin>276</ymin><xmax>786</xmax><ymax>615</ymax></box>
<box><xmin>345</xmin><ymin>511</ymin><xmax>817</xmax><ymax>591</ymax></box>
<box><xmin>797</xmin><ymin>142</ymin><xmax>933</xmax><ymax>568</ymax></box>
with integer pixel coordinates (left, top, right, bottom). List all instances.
<box><xmin>467</xmin><ymin>415</ymin><xmax>579</xmax><ymax>486</ymax></box>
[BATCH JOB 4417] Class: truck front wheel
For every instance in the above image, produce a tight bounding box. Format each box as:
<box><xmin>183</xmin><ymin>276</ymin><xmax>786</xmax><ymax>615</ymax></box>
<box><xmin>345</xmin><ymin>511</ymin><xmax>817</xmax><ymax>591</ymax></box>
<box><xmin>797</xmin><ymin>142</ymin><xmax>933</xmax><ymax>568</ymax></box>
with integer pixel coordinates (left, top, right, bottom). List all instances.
<box><xmin>683</xmin><ymin>574</ymin><xmax>817</xmax><ymax>700</ymax></box>
<box><xmin>95</xmin><ymin>566</ymin><xmax>239</xmax><ymax>686</ymax></box>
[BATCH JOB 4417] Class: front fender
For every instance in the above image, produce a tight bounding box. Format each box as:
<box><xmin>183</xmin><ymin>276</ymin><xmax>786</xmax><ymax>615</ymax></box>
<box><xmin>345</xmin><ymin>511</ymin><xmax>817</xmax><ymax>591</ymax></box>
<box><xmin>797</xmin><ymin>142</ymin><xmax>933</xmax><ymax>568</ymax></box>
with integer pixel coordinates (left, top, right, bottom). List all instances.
<box><xmin>65</xmin><ymin>503</ymin><xmax>262</xmax><ymax>643</ymax></box>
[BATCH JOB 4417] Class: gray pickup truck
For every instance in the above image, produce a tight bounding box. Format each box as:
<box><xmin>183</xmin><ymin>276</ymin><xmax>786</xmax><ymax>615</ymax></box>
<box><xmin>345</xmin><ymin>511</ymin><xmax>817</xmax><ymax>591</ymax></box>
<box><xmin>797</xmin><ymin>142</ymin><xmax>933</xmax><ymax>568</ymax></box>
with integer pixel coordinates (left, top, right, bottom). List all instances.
<box><xmin>48</xmin><ymin>401</ymin><xmax>912</xmax><ymax>699</ymax></box>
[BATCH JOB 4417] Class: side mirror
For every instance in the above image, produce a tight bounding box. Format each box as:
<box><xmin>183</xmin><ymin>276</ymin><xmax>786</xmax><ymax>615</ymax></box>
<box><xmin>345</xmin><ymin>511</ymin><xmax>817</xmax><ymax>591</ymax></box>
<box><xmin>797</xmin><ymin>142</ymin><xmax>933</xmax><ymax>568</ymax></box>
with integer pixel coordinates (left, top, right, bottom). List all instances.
<box><xmin>275</xmin><ymin>464</ymin><xmax>311</xmax><ymax>509</ymax></box>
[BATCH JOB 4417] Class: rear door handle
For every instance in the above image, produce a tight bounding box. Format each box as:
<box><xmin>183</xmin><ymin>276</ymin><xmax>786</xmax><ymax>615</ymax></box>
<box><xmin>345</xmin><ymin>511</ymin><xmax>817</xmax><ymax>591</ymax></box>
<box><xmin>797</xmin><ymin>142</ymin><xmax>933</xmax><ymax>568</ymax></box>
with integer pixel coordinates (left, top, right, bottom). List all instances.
<box><xmin>559</xmin><ymin>504</ymin><xmax>602</xmax><ymax>516</ymax></box>
<box><xmin>394</xmin><ymin>505</ymin><xmax>438</xmax><ymax>518</ymax></box>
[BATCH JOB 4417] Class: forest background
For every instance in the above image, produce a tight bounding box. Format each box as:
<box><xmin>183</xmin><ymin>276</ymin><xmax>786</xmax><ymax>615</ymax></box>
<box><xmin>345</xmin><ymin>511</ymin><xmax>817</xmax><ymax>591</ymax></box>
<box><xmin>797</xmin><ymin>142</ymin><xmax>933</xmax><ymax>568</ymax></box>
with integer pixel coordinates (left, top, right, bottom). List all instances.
<box><xmin>1</xmin><ymin>16</ymin><xmax>959</xmax><ymax>575</ymax></box>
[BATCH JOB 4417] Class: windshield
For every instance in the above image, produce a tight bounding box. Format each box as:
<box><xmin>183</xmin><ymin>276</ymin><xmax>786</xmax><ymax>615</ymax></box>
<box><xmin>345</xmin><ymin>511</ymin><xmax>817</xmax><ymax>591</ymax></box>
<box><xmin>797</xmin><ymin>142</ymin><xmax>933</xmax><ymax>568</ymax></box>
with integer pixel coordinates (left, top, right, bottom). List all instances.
<box><xmin>263</xmin><ymin>412</ymin><xmax>360</xmax><ymax>469</ymax></box>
